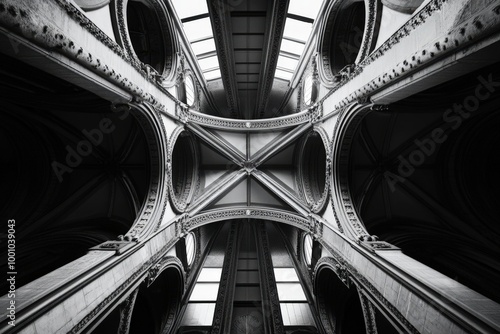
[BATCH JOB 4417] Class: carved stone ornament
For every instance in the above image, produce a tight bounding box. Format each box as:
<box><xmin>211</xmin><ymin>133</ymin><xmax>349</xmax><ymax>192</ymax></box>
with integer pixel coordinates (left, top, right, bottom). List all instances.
<box><xmin>187</xmin><ymin>207</ymin><xmax>310</xmax><ymax>233</ymax></box>
<box><xmin>91</xmin><ymin>241</ymin><xmax>135</xmax><ymax>254</ymax></box>
<box><xmin>121</xmin><ymin>102</ymin><xmax>169</xmax><ymax>240</ymax></box>
<box><xmin>185</xmin><ymin>108</ymin><xmax>318</xmax><ymax>131</ymax></box>
<box><xmin>146</xmin><ymin>255</ymin><xmax>185</xmax><ymax>287</ymax></box>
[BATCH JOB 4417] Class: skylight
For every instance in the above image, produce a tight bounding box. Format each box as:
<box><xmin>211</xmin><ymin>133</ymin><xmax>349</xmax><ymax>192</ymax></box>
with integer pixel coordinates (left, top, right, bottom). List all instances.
<box><xmin>275</xmin><ymin>0</ymin><xmax>323</xmax><ymax>81</ymax></box>
<box><xmin>171</xmin><ymin>0</ymin><xmax>221</xmax><ymax>81</ymax></box>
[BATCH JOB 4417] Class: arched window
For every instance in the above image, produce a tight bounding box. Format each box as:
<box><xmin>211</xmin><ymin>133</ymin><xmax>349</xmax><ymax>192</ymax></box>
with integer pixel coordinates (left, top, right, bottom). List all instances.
<box><xmin>185</xmin><ymin>232</ymin><xmax>196</xmax><ymax>266</ymax></box>
<box><xmin>303</xmin><ymin>75</ymin><xmax>315</xmax><ymax>106</ymax></box>
<box><xmin>185</xmin><ymin>75</ymin><xmax>196</xmax><ymax>107</ymax></box>
<box><xmin>303</xmin><ymin>234</ymin><xmax>314</xmax><ymax>266</ymax></box>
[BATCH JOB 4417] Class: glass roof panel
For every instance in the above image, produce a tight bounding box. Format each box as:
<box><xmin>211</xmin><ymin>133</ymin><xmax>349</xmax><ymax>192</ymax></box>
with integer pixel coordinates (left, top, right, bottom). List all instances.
<box><xmin>288</xmin><ymin>0</ymin><xmax>323</xmax><ymax>19</ymax></box>
<box><xmin>198</xmin><ymin>268</ymin><xmax>223</xmax><ymax>282</ymax></box>
<box><xmin>280</xmin><ymin>39</ymin><xmax>305</xmax><ymax>57</ymax></box>
<box><xmin>274</xmin><ymin>1</ymin><xmax>324</xmax><ymax>81</ymax></box>
<box><xmin>283</xmin><ymin>18</ymin><xmax>313</xmax><ymax>43</ymax></box>
<box><xmin>277</xmin><ymin>283</ymin><xmax>307</xmax><ymax>301</ymax></box>
<box><xmin>204</xmin><ymin>69</ymin><xmax>222</xmax><ymax>81</ymax></box>
<box><xmin>171</xmin><ymin>0</ymin><xmax>208</xmax><ymax>19</ymax></box>
<box><xmin>190</xmin><ymin>283</ymin><xmax>220</xmax><ymax>301</ymax></box>
<box><xmin>274</xmin><ymin>268</ymin><xmax>300</xmax><ymax>282</ymax></box>
<box><xmin>191</xmin><ymin>38</ymin><xmax>217</xmax><ymax>56</ymax></box>
<box><xmin>277</xmin><ymin>56</ymin><xmax>299</xmax><ymax>72</ymax></box>
<box><xmin>183</xmin><ymin>17</ymin><xmax>213</xmax><ymax>42</ymax></box>
<box><xmin>198</xmin><ymin>56</ymin><xmax>220</xmax><ymax>71</ymax></box>
<box><xmin>275</xmin><ymin>69</ymin><xmax>293</xmax><ymax>81</ymax></box>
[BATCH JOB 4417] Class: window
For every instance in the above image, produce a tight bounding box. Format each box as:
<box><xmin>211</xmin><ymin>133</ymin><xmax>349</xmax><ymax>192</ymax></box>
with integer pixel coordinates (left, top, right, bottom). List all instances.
<box><xmin>303</xmin><ymin>75</ymin><xmax>314</xmax><ymax>106</ymax></box>
<box><xmin>303</xmin><ymin>234</ymin><xmax>313</xmax><ymax>266</ymax></box>
<box><xmin>185</xmin><ymin>232</ymin><xmax>196</xmax><ymax>266</ymax></box>
<box><xmin>274</xmin><ymin>267</ymin><xmax>316</xmax><ymax>327</ymax></box>
<box><xmin>185</xmin><ymin>75</ymin><xmax>195</xmax><ymax>107</ymax></box>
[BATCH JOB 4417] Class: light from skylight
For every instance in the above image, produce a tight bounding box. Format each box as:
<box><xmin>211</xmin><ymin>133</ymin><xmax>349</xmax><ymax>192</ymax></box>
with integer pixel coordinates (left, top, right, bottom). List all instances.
<box><xmin>280</xmin><ymin>39</ymin><xmax>305</xmax><ymax>57</ymax></box>
<box><xmin>191</xmin><ymin>38</ymin><xmax>217</xmax><ymax>56</ymax></box>
<box><xmin>198</xmin><ymin>56</ymin><xmax>220</xmax><ymax>72</ymax></box>
<box><xmin>283</xmin><ymin>18</ymin><xmax>313</xmax><ymax>43</ymax></box>
<box><xmin>277</xmin><ymin>55</ymin><xmax>299</xmax><ymax>72</ymax></box>
<box><xmin>171</xmin><ymin>0</ymin><xmax>208</xmax><ymax>19</ymax></box>
<box><xmin>288</xmin><ymin>0</ymin><xmax>323</xmax><ymax>19</ymax></box>
<box><xmin>275</xmin><ymin>69</ymin><xmax>293</xmax><ymax>81</ymax></box>
<box><xmin>204</xmin><ymin>69</ymin><xmax>222</xmax><ymax>81</ymax></box>
<box><xmin>183</xmin><ymin>17</ymin><xmax>213</xmax><ymax>42</ymax></box>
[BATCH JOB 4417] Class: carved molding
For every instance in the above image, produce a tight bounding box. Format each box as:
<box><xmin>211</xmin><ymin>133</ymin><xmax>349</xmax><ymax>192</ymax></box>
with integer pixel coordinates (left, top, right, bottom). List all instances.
<box><xmin>168</xmin><ymin>126</ymin><xmax>199</xmax><ymax>213</ymax></box>
<box><xmin>356</xmin><ymin>287</ymin><xmax>378</xmax><ymax>334</ymax></box>
<box><xmin>187</xmin><ymin>207</ymin><xmax>311</xmax><ymax>233</ymax></box>
<box><xmin>330</xmin><ymin>103</ymin><xmax>372</xmax><ymax>239</ymax></box>
<box><xmin>147</xmin><ymin>255</ymin><xmax>185</xmax><ymax>288</ymax></box>
<box><xmin>358</xmin><ymin>0</ymin><xmax>380</xmax><ymax>62</ymax></box>
<box><xmin>186</xmin><ymin>109</ymin><xmax>317</xmax><ymax>131</ymax></box>
<box><xmin>314</xmin><ymin>257</ymin><xmax>350</xmax><ymax>289</ymax></box>
<box><xmin>308</xmin><ymin>216</ymin><xmax>324</xmax><ymax>239</ymax></box>
<box><xmin>295</xmin><ymin>126</ymin><xmax>331</xmax><ymax>213</ymax></box>
<box><xmin>118</xmin><ymin>288</ymin><xmax>139</xmax><ymax>334</ymax></box>
<box><xmin>91</xmin><ymin>240</ymin><xmax>135</xmax><ymax>254</ymax></box>
<box><xmin>112</xmin><ymin>0</ymin><xmax>178</xmax><ymax>83</ymax></box>
<box><xmin>120</xmin><ymin>102</ymin><xmax>169</xmax><ymax>240</ymax></box>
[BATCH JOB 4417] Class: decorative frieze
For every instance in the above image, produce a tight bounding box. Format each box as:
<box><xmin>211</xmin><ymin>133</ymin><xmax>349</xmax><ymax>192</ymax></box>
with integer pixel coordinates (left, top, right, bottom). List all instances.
<box><xmin>187</xmin><ymin>207</ymin><xmax>310</xmax><ymax>233</ymax></box>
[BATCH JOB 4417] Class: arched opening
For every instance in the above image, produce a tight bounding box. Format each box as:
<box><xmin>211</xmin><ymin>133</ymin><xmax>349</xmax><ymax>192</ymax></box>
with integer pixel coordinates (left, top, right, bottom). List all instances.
<box><xmin>320</xmin><ymin>0</ymin><xmax>366</xmax><ymax>82</ymax></box>
<box><xmin>126</xmin><ymin>0</ymin><xmax>171</xmax><ymax>74</ymax></box>
<box><xmin>0</xmin><ymin>53</ymin><xmax>154</xmax><ymax>291</ymax></box>
<box><xmin>303</xmin><ymin>74</ymin><xmax>317</xmax><ymax>106</ymax></box>
<box><xmin>170</xmin><ymin>130</ymin><xmax>198</xmax><ymax>212</ymax></box>
<box><xmin>347</xmin><ymin>62</ymin><xmax>500</xmax><ymax>302</ymax></box>
<box><xmin>185</xmin><ymin>232</ymin><xmax>196</xmax><ymax>266</ymax></box>
<box><xmin>315</xmin><ymin>265</ymin><xmax>366</xmax><ymax>333</ymax></box>
<box><xmin>297</xmin><ymin>130</ymin><xmax>329</xmax><ymax>212</ymax></box>
<box><xmin>184</xmin><ymin>75</ymin><xmax>196</xmax><ymax>107</ymax></box>
<box><xmin>130</xmin><ymin>266</ymin><xmax>184</xmax><ymax>334</ymax></box>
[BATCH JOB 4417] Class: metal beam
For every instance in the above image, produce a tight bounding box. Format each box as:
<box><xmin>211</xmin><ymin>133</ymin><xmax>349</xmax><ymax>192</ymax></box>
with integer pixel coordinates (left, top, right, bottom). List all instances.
<box><xmin>186</xmin><ymin>123</ymin><xmax>246</xmax><ymax>167</ymax></box>
<box><xmin>207</xmin><ymin>0</ymin><xmax>241</xmax><ymax>118</ymax></box>
<box><xmin>254</xmin><ymin>0</ymin><xmax>290</xmax><ymax>118</ymax></box>
<box><xmin>251</xmin><ymin>123</ymin><xmax>311</xmax><ymax>167</ymax></box>
<box><xmin>252</xmin><ymin>170</ymin><xmax>309</xmax><ymax>217</ymax></box>
<box><xmin>187</xmin><ymin>169</ymin><xmax>247</xmax><ymax>216</ymax></box>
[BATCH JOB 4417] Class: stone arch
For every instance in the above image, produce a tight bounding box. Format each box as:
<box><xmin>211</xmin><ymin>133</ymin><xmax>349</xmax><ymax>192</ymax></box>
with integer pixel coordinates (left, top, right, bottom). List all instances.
<box><xmin>314</xmin><ymin>258</ymin><xmax>366</xmax><ymax>334</ymax></box>
<box><xmin>168</xmin><ymin>126</ymin><xmax>200</xmax><ymax>213</ymax></box>
<box><xmin>295</xmin><ymin>127</ymin><xmax>331</xmax><ymax>213</ymax></box>
<box><xmin>129</xmin><ymin>258</ymin><xmax>185</xmax><ymax>334</ymax></box>
<box><xmin>330</xmin><ymin>103</ymin><xmax>374</xmax><ymax>239</ymax></box>
<box><xmin>111</xmin><ymin>0</ymin><xmax>179</xmax><ymax>82</ymax></box>
<box><xmin>317</xmin><ymin>0</ymin><xmax>381</xmax><ymax>86</ymax></box>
